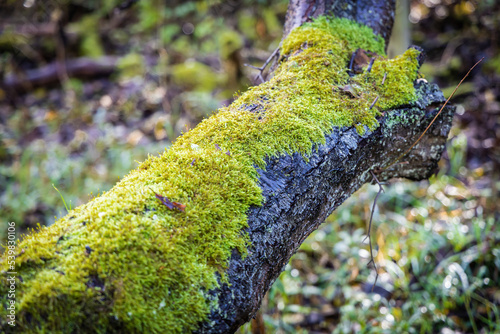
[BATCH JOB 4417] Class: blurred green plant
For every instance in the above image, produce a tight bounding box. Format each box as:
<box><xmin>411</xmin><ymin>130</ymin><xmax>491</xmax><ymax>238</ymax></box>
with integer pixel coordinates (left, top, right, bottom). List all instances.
<box><xmin>0</xmin><ymin>0</ymin><xmax>288</xmax><ymax>241</ymax></box>
<box><xmin>1</xmin><ymin>1</ymin><xmax>499</xmax><ymax>333</ymax></box>
<box><xmin>0</xmin><ymin>133</ymin><xmax>166</xmax><ymax>240</ymax></box>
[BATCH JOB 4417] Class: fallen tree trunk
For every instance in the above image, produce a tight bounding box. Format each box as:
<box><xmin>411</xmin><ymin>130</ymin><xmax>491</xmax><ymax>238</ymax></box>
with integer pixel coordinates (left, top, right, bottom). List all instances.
<box><xmin>0</xmin><ymin>1</ymin><xmax>454</xmax><ymax>333</ymax></box>
<box><xmin>200</xmin><ymin>82</ymin><xmax>454</xmax><ymax>332</ymax></box>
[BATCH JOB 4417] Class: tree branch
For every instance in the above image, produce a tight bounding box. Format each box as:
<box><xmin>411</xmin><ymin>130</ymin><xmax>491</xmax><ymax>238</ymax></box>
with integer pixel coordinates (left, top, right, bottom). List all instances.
<box><xmin>1</xmin><ymin>56</ymin><xmax>119</xmax><ymax>92</ymax></box>
<box><xmin>0</xmin><ymin>1</ymin><xmax>455</xmax><ymax>333</ymax></box>
<box><xmin>283</xmin><ymin>0</ymin><xmax>395</xmax><ymax>48</ymax></box>
<box><xmin>197</xmin><ymin>81</ymin><xmax>454</xmax><ymax>333</ymax></box>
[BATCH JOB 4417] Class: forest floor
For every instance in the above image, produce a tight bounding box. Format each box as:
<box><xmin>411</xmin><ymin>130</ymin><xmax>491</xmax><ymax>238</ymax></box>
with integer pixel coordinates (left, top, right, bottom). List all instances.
<box><xmin>1</xmin><ymin>1</ymin><xmax>499</xmax><ymax>333</ymax></box>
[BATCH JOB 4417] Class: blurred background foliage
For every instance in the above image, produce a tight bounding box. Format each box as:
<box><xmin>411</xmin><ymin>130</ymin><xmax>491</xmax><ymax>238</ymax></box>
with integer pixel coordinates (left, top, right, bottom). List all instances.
<box><xmin>0</xmin><ymin>0</ymin><xmax>499</xmax><ymax>333</ymax></box>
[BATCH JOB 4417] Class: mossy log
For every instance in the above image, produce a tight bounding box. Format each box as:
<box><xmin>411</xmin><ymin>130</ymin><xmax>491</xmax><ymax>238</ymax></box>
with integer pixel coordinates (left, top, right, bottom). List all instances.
<box><xmin>0</xmin><ymin>1</ymin><xmax>455</xmax><ymax>333</ymax></box>
<box><xmin>200</xmin><ymin>81</ymin><xmax>454</xmax><ymax>333</ymax></box>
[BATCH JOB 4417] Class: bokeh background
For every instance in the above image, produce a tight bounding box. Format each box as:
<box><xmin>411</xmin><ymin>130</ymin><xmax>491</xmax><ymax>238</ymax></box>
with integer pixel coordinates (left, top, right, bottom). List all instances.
<box><xmin>1</xmin><ymin>0</ymin><xmax>499</xmax><ymax>332</ymax></box>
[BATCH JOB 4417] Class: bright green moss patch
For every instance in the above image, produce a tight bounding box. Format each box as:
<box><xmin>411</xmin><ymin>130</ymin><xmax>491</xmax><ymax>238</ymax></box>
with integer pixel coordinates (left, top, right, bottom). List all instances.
<box><xmin>1</xmin><ymin>17</ymin><xmax>421</xmax><ymax>332</ymax></box>
<box><xmin>281</xmin><ymin>16</ymin><xmax>385</xmax><ymax>56</ymax></box>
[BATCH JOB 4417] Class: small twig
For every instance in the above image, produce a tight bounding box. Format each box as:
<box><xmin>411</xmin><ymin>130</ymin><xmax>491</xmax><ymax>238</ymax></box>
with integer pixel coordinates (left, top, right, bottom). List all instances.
<box><xmin>245</xmin><ymin>64</ymin><xmax>262</xmax><ymax>70</ymax></box>
<box><xmin>369</xmin><ymin>96</ymin><xmax>379</xmax><ymax>109</ymax></box>
<box><xmin>384</xmin><ymin>57</ymin><xmax>484</xmax><ymax>170</ymax></box>
<box><xmin>52</xmin><ymin>184</ymin><xmax>72</xmax><ymax>212</ymax></box>
<box><xmin>363</xmin><ymin>170</ymin><xmax>385</xmax><ymax>292</ymax></box>
<box><xmin>244</xmin><ymin>48</ymin><xmax>279</xmax><ymax>83</ymax></box>
<box><xmin>373</xmin><ymin>161</ymin><xmax>408</xmax><ymax>175</ymax></box>
<box><xmin>381</xmin><ymin>72</ymin><xmax>387</xmax><ymax>85</ymax></box>
<box><xmin>54</xmin><ymin>10</ymin><xmax>69</xmax><ymax>86</ymax></box>
<box><xmin>348</xmin><ymin>49</ymin><xmax>358</xmax><ymax>75</ymax></box>
<box><xmin>366</xmin><ymin>57</ymin><xmax>375</xmax><ymax>73</ymax></box>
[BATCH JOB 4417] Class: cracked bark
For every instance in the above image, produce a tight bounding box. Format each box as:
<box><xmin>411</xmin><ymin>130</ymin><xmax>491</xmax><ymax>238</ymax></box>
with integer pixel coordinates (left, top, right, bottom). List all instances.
<box><xmin>197</xmin><ymin>83</ymin><xmax>454</xmax><ymax>333</ymax></box>
<box><xmin>0</xmin><ymin>1</ymin><xmax>455</xmax><ymax>333</ymax></box>
<box><xmin>283</xmin><ymin>0</ymin><xmax>395</xmax><ymax>44</ymax></box>
<box><xmin>195</xmin><ymin>0</ymin><xmax>454</xmax><ymax>333</ymax></box>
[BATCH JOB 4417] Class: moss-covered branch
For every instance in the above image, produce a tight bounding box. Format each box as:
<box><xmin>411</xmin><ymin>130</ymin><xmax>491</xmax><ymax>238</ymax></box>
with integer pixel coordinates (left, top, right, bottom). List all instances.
<box><xmin>0</xmin><ymin>2</ymin><xmax>454</xmax><ymax>333</ymax></box>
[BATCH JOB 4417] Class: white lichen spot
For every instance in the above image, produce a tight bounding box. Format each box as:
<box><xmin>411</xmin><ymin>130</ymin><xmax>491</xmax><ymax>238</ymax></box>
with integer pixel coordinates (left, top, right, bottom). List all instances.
<box><xmin>159</xmin><ymin>299</ymin><xmax>166</xmax><ymax>309</ymax></box>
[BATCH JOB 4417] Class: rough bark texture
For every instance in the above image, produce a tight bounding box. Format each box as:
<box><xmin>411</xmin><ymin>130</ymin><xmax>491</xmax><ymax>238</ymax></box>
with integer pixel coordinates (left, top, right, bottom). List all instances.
<box><xmin>197</xmin><ymin>82</ymin><xmax>454</xmax><ymax>333</ymax></box>
<box><xmin>283</xmin><ymin>0</ymin><xmax>395</xmax><ymax>48</ymax></box>
<box><xmin>1</xmin><ymin>1</ymin><xmax>455</xmax><ymax>333</ymax></box>
<box><xmin>329</xmin><ymin>0</ymin><xmax>396</xmax><ymax>46</ymax></box>
<box><xmin>274</xmin><ymin>0</ymin><xmax>395</xmax><ymax>76</ymax></box>
<box><xmin>195</xmin><ymin>0</ymin><xmax>453</xmax><ymax>332</ymax></box>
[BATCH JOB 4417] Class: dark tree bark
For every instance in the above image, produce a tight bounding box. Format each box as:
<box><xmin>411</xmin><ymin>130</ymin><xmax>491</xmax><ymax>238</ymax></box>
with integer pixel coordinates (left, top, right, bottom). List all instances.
<box><xmin>196</xmin><ymin>82</ymin><xmax>453</xmax><ymax>334</ymax></box>
<box><xmin>273</xmin><ymin>0</ymin><xmax>395</xmax><ymax>77</ymax></box>
<box><xmin>0</xmin><ymin>1</ymin><xmax>455</xmax><ymax>333</ymax></box>
<box><xmin>283</xmin><ymin>0</ymin><xmax>395</xmax><ymax>48</ymax></box>
<box><xmin>195</xmin><ymin>1</ymin><xmax>453</xmax><ymax>332</ymax></box>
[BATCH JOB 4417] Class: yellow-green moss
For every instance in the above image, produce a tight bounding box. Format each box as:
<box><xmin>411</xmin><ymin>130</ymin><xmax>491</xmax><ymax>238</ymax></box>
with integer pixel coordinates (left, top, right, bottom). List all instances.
<box><xmin>0</xmin><ymin>17</ymin><xmax>420</xmax><ymax>333</ymax></box>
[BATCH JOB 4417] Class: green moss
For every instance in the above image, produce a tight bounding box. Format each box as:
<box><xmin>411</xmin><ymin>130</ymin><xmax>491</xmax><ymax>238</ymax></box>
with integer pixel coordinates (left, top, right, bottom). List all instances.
<box><xmin>0</xmin><ymin>17</ymin><xmax>420</xmax><ymax>333</ymax></box>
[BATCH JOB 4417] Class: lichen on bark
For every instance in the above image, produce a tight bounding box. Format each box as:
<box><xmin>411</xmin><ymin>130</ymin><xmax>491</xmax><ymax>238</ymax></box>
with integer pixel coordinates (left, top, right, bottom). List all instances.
<box><xmin>0</xmin><ymin>16</ymin><xmax>422</xmax><ymax>333</ymax></box>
